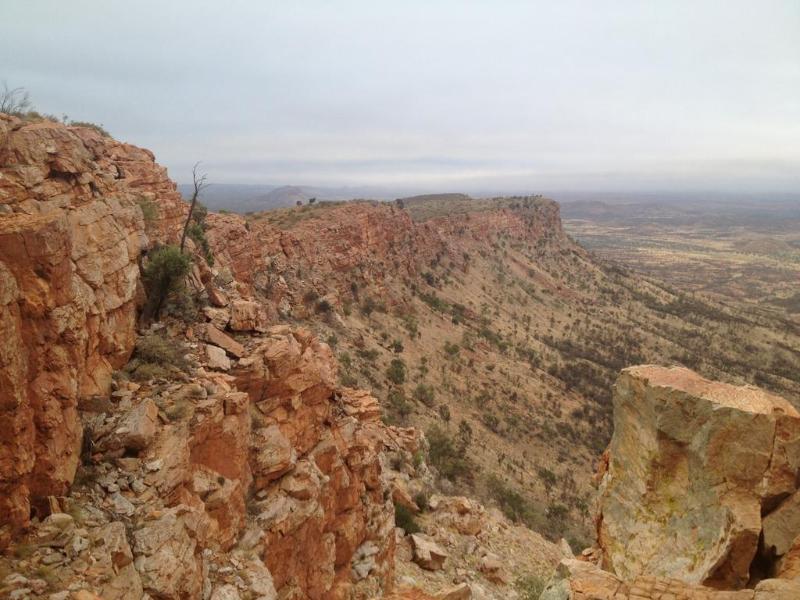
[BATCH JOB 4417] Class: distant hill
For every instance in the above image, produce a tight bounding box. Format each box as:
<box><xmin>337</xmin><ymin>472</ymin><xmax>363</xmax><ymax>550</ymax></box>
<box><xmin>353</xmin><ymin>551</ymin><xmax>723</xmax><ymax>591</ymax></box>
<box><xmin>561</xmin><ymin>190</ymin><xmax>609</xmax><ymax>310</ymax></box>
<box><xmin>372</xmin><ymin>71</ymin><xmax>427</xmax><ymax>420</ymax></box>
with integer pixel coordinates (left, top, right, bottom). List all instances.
<box><xmin>179</xmin><ymin>183</ymin><xmax>406</xmax><ymax>213</ymax></box>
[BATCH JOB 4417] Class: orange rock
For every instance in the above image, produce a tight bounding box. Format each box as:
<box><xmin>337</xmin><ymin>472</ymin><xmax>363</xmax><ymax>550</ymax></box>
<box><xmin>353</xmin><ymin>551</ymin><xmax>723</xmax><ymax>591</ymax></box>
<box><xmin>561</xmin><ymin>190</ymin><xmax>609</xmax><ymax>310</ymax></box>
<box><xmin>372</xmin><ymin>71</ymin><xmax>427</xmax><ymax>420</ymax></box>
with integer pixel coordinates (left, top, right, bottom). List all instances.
<box><xmin>0</xmin><ymin>115</ymin><xmax>186</xmax><ymax>538</ymax></box>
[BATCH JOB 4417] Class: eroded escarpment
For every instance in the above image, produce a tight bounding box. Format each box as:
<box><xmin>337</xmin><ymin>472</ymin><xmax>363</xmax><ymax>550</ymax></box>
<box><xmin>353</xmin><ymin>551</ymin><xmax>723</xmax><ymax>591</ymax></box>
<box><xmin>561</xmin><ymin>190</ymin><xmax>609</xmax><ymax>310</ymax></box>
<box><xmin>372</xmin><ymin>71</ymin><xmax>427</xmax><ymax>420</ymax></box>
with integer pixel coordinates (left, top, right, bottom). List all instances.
<box><xmin>543</xmin><ymin>366</ymin><xmax>800</xmax><ymax>599</ymax></box>
<box><xmin>202</xmin><ymin>196</ymin><xmax>567</xmax><ymax>320</ymax></box>
<box><xmin>0</xmin><ymin>114</ymin><xmax>186</xmax><ymax>540</ymax></box>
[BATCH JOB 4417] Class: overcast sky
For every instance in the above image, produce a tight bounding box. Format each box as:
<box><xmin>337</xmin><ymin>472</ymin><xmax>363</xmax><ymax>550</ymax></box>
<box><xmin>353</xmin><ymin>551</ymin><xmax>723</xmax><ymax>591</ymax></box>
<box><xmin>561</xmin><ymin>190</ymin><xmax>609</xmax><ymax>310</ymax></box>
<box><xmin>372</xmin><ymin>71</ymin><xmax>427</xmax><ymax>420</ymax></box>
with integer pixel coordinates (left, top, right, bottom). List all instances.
<box><xmin>2</xmin><ymin>1</ymin><xmax>799</xmax><ymax>194</ymax></box>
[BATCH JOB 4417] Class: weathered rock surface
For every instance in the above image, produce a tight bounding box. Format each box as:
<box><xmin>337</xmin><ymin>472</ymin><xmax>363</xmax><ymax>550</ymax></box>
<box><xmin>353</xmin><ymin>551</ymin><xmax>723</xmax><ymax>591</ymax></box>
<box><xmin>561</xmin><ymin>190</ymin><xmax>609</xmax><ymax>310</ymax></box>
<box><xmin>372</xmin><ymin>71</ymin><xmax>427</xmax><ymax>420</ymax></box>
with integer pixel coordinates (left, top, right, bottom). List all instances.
<box><xmin>0</xmin><ymin>327</ymin><xmax>399</xmax><ymax>598</ymax></box>
<box><xmin>238</xmin><ymin>329</ymin><xmax>396</xmax><ymax>598</ymax></box>
<box><xmin>596</xmin><ymin>365</ymin><xmax>800</xmax><ymax>589</ymax></box>
<box><xmin>0</xmin><ymin>115</ymin><xmax>186</xmax><ymax>540</ymax></box>
<box><xmin>541</xmin><ymin>559</ymin><xmax>800</xmax><ymax>600</ymax></box>
<box><xmin>411</xmin><ymin>534</ymin><xmax>449</xmax><ymax>571</ymax></box>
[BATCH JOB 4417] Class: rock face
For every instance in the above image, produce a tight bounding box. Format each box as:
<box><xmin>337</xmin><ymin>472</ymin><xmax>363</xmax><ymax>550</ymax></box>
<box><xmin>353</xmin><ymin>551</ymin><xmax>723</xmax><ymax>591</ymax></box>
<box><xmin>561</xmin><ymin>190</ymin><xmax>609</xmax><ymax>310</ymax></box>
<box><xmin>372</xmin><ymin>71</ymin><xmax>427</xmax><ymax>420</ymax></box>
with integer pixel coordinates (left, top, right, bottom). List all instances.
<box><xmin>235</xmin><ymin>329</ymin><xmax>396</xmax><ymax>598</ymax></box>
<box><xmin>204</xmin><ymin>197</ymin><xmax>566</xmax><ymax>321</ymax></box>
<box><xmin>0</xmin><ymin>115</ymin><xmax>186</xmax><ymax>539</ymax></box>
<box><xmin>595</xmin><ymin>365</ymin><xmax>800</xmax><ymax>589</ymax></box>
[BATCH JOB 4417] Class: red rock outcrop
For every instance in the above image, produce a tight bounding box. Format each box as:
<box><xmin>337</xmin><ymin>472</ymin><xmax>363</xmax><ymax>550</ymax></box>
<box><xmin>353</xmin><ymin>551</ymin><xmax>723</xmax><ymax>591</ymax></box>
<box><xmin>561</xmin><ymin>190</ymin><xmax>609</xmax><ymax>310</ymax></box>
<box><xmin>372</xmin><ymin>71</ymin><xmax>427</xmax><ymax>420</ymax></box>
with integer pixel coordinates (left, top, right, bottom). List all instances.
<box><xmin>235</xmin><ymin>328</ymin><xmax>396</xmax><ymax>598</ymax></box>
<box><xmin>0</xmin><ymin>114</ymin><xmax>186</xmax><ymax>540</ymax></box>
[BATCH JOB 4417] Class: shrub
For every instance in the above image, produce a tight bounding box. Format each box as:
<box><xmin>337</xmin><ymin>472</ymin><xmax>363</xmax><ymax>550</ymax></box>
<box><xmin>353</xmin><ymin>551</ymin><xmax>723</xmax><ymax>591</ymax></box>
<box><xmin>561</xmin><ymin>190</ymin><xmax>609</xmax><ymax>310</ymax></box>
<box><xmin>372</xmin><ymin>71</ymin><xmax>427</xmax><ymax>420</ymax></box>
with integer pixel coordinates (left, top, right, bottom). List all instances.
<box><xmin>394</xmin><ymin>502</ymin><xmax>420</xmax><ymax>534</ymax></box>
<box><xmin>0</xmin><ymin>82</ymin><xmax>32</xmax><ymax>115</ymax></box>
<box><xmin>69</xmin><ymin>120</ymin><xmax>110</xmax><ymax>137</ymax></box>
<box><xmin>142</xmin><ymin>245</ymin><xmax>191</xmax><ymax>320</ymax></box>
<box><xmin>443</xmin><ymin>341</ymin><xmax>460</xmax><ymax>357</ymax></box>
<box><xmin>187</xmin><ymin>222</ymin><xmax>213</xmax><ymax>265</ymax></box>
<box><xmin>413</xmin><ymin>383</ymin><xmax>436</xmax><ymax>407</ymax></box>
<box><xmin>315</xmin><ymin>299</ymin><xmax>332</xmax><ymax>313</ymax></box>
<box><xmin>427</xmin><ymin>425</ymin><xmax>473</xmax><ymax>483</ymax></box>
<box><xmin>458</xmin><ymin>419</ymin><xmax>473</xmax><ymax>446</ymax></box>
<box><xmin>340</xmin><ymin>372</ymin><xmax>358</xmax><ymax>387</ymax></box>
<box><xmin>487</xmin><ymin>474</ymin><xmax>534</xmax><ymax>524</ymax></box>
<box><xmin>361</xmin><ymin>297</ymin><xmax>377</xmax><ymax>316</ymax></box>
<box><xmin>125</xmin><ymin>332</ymin><xmax>189</xmax><ymax>381</ymax></box>
<box><xmin>482</xmin><ymin>412</ymin><xmax>500</xmax><ymax>433</ymax></box>
<box><xmin>515</xmin><ymin>575</ymin><xmax>547</xmax><ymax>600</ymax></box>
<box><xmin>386</xmin><ymin>358</ymin><xmax>406</xmax><ymax>384</ymax></box>
<box><xmin>388</xmin><ymin>388</ymin><xmax>412</xmax><ymax>421</ymax></box>
<box><xmin>136</xmin><ymin>196</ymin><xmax>158</xmax><ymax>224</ymax></box>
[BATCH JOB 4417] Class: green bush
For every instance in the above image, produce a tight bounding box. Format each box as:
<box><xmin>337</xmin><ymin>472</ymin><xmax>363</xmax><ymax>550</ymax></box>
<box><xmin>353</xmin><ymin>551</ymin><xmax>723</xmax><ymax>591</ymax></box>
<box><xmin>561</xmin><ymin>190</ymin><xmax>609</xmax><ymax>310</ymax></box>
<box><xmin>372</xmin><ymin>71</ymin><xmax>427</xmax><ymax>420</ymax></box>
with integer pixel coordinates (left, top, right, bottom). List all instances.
<box><xmin>361</xmin><ymin>297</ymin><xmax>377</xmax><ymax>316</ymax></box>
<box><xmin>340</xmin><ymin>372</ymin><xmax>358</xmax><ymax>387</ymax></box>
<box><xmin>427</xmin><ymin>425</ymin><xmax>473</xmax><ymax>483</ymax></box>
<box><xmin>394</xmin><ymin>502</ymin><xmax>420</xmax><ymax>534</ymax></box>
<box><xmin>487</xmin><ymin>474</ymin><xmax>533</xmax><ymax>523</ymax></box>
<box><xmin>125</xmin><ymin>332</ymin><xmax>189</xmax><ymax>381</ymax></box>
<box><xmin>187</xmin><ymin>222</ymin><xmax>213</xmax><ymax>265</ymax></box>
<box><xmin>386</xmin><ymin>358</ymin><xmax>406</xmax><ymax>384</ymax></box>
<box><xmin>69</xmin><ymin>120</ymin><xmax>110</xmax><ymax>137</ymax></box>
<box><xmin>413</xmin><ymin>383</ymin><xmax>435</xmax><ymax>407</ymax></box>
<box><xmin>142</xmin><ymin>245</ymin><xmax>191</xmax><ymax>320</ymax></box>
<box><xmin>388</xmin><ymin>388</ymin><xmax>412</xmax><ymax>421</ymax></box>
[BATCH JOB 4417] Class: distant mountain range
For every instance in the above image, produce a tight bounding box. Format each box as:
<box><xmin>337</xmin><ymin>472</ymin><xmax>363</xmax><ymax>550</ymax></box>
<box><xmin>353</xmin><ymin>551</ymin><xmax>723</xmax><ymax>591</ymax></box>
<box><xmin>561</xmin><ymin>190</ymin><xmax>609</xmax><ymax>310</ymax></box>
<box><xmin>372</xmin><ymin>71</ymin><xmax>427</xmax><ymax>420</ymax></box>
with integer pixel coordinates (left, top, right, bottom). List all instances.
<box><xmin>177</xmin><ymin>183</ymin><xmax>403</xmax><ymax>213</ymax></box>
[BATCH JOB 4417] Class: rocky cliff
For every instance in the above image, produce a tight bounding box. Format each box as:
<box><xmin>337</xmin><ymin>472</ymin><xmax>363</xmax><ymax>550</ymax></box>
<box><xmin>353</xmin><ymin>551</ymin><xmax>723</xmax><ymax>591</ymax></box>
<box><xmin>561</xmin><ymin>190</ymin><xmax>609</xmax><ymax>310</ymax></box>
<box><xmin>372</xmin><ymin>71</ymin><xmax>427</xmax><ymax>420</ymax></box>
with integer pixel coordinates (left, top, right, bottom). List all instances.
<box><xmin>0</xmin><ymin>117</ymin><xmax>408</xmax><ymax>599</ymax></box>
<box><xmin>0</xmin><ymin>114</ymin><xmax>186</xmax><ymax>541</ymax></box>
<box><xmin>543</xmin><ymin>366</ymin><xmax>800</xmax><ymax>599</ymax></box>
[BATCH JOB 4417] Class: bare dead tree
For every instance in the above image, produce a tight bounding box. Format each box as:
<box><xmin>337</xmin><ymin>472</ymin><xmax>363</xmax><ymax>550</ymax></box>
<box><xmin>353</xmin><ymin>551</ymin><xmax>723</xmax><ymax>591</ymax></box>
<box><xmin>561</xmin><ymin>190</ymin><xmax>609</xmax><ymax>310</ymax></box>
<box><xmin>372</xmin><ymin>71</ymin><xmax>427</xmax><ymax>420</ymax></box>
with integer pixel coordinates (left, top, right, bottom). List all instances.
<box><xmin>180</xmin><ymin>162</ymin><xmax>208</xmax><ymax>253</ymax></box>
<box><xmin>0</xmin><ymin>82</ymin><xmax>32</xmax><ymax>115</ymax></box>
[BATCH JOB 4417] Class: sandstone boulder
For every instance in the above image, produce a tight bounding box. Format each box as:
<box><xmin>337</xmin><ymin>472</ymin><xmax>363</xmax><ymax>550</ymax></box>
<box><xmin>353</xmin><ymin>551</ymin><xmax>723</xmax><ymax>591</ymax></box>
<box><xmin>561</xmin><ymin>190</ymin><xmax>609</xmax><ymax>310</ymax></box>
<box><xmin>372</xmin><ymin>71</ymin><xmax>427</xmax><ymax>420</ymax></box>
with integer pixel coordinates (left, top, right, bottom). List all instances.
<box><xmin>435</xmin><ymin>584</ymin><xmax>471</xmax><ymax>600</ymax></box>
<box><xmin>132</xmin><ymin>507</ymin><xmax>204</xmax><ymax>599</ymax></box>
<box><xmin>201</xmin><ymin>324</ymin><xmax>245</xmax><ymax>358</ymax></box>
<box><xmin>411</xmin><ymin>534</ymin><xmax>448</xmax><ymax>571</ymax></box>
<box><xmin>116</xmin><ymin>399</ymin><xmax>159</xmax><ymax>451</ymax></box>
<box><xmin>206</xmin><ymin>344</ymin><xmax>232</xmax><ymax>371</ymax></box>
<box><xmin>230</xmin><ymin>299</ymin><xmax>268</xmax><ymax>332</ymax></box>
<box><xmin>597</xmin><ymin>366</ymin><xmax>800</xmax><ymax>588</ymax></box>
<box><xmin>540</xmin><ymin>559</ymin><xmax>764</xmax><ymax>600</ymax></box>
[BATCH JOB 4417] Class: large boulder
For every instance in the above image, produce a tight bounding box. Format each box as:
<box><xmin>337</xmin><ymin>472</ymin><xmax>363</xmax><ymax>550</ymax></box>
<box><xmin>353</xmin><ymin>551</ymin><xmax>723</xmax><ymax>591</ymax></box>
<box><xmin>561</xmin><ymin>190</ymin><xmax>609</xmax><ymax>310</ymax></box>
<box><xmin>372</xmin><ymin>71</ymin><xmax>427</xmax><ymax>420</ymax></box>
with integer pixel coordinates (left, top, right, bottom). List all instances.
<box><xmin>539</xmin><ymin>558</ymin><xmax>800</xmax><ymax>600</ymax></box>
<box><xmin>596</xmin><ymin>365</ymin><xmax>800</xmax><ymax>589</ymax></box>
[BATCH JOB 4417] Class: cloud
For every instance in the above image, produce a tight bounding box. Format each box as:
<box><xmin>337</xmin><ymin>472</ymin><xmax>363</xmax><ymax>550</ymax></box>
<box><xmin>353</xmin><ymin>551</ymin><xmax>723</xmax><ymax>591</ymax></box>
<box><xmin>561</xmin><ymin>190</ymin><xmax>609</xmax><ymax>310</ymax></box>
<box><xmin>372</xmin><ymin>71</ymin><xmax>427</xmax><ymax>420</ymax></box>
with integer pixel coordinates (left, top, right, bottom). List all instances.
<box><xmin>2</xmin><ymin>0</ymin><xmax>799</xmax><ymax>193</ymax></box>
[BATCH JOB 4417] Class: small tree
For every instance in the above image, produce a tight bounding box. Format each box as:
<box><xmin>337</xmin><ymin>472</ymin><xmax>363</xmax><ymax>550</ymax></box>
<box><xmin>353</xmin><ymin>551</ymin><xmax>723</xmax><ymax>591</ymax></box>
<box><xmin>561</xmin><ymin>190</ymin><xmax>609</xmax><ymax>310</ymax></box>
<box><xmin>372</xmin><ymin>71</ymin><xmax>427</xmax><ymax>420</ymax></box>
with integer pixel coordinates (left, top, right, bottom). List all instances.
<box><xmin>180</xmin><ymin>162</ymin><xmax>208</xmax><ymax>253</ymax></box>
<box><xmin>386</xmin><ymin>358</ymin><xmax>406</xmax><ymax>385</ymax></box>
<box><xmin>142</xmin><ymin>245</ymin><xmax>191</xmax><ymax>320</ymax></box>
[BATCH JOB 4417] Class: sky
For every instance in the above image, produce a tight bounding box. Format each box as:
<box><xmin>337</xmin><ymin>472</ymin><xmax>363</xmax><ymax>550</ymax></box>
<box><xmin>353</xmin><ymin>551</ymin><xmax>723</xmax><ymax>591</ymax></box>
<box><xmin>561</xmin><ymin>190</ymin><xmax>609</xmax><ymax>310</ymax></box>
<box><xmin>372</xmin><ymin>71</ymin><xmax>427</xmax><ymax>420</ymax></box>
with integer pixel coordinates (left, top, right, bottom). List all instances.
<box><xmin>2</xmin><ymin>1</ymin><xmax>799</xmax><ymax>194</ymax></box>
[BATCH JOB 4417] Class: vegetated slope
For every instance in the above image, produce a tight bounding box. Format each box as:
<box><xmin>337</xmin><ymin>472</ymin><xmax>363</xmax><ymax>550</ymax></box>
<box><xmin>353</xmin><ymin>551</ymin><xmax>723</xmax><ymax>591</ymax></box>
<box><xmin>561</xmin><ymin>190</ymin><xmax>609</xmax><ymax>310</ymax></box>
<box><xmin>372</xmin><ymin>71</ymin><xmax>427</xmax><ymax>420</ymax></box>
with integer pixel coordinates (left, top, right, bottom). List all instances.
<box><xmin>205</xmin><ymin>196</ymin><xmax>800</xmax><ymax>546</ymax></box>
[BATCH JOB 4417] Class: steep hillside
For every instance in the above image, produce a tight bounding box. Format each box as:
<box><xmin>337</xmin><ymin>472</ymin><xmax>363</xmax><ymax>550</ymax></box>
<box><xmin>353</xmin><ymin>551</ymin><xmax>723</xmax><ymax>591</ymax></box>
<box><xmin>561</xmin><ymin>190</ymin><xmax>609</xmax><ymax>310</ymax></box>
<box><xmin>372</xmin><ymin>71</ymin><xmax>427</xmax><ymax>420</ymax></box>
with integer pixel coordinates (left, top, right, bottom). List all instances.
<box><xmin>203</xmin><ymin>196</ymin><xmax>800</xmax><ymax>545</ymax></box>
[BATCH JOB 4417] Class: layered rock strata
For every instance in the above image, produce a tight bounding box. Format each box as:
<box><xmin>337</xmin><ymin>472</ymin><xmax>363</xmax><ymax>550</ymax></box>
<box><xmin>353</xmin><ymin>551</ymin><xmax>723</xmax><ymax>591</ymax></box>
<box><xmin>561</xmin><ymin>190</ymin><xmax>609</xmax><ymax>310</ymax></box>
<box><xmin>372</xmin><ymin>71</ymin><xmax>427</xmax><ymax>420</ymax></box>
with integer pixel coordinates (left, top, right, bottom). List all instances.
<box><xmin>0</xmin><ymin>115</ymin><xmax>185</xmax><ymax>540</ymax></box>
